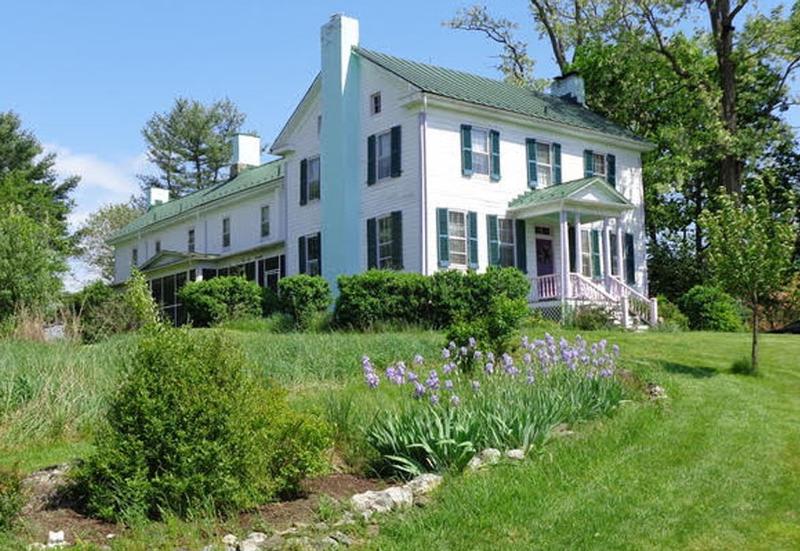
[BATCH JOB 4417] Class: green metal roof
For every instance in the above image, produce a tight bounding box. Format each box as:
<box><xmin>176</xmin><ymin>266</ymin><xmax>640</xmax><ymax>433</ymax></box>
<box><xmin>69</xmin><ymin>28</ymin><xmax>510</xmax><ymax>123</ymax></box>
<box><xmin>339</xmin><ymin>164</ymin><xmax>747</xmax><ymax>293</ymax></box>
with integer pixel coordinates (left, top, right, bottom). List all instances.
<box><xmin>111</xmin><ymin>159</ymin><xmax>284</xmax><ymax>242</ymax></box>
<box><xmin>508</xmin><ymin>177</ymin><xmax>632</xmax><ymax>209</ymax></box>
<box><xmin>355</xmin><ymin>48</ymin><xmax>646</xmax><ymax>145</ymax></box>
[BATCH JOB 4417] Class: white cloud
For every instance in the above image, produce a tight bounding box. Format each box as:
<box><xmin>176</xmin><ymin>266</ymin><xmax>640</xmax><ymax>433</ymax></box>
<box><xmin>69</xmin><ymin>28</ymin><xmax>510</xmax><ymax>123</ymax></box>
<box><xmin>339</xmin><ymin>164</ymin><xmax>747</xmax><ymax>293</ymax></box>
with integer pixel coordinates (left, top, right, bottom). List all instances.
<box><xmin>44</xmin><ymin>143</ymin><xmax>150</xmax><ymax>291</ymax></box>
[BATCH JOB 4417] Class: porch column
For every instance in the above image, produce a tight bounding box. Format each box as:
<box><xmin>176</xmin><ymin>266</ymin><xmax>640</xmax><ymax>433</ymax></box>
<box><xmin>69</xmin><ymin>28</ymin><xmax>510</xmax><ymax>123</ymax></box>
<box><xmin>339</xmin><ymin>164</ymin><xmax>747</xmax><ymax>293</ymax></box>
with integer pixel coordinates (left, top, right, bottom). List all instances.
<box><xmin>573</xmin><ymin>213</ymin><xmax>583</xmax><ymax>276</ymax></box>
<box><xmin>615</xmin><ymin>217</ymin><xmax>624</xmax><ymax>281</ymax></box>
<box><xmin>602</xmin><ymin>217</ymin><xmax>613</xmax><ymax>291</ymax></box>
<box><xmin>559</xmin><ymin>210</ymin><xmax>571</xmax><ymax>300</ymax></box>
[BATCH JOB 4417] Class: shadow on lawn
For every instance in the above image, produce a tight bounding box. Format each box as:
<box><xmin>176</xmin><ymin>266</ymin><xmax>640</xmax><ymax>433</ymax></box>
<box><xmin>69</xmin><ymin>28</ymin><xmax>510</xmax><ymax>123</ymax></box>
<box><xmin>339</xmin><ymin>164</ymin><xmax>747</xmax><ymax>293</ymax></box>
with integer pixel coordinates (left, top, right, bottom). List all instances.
<box><xmin>660</xmin><ymin>361</ymin><xmax>718</xmax><ymax>379</ymax></box>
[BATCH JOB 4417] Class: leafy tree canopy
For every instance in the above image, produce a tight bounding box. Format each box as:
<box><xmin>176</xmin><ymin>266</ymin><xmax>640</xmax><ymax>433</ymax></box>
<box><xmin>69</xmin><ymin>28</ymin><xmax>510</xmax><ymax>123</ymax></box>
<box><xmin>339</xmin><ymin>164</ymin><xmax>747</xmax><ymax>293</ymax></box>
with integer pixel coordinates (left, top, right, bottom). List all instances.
<box><xmin>75</xmin><ymin>200</ymin><xmax>144</xmax><ymax>283</ymax></box>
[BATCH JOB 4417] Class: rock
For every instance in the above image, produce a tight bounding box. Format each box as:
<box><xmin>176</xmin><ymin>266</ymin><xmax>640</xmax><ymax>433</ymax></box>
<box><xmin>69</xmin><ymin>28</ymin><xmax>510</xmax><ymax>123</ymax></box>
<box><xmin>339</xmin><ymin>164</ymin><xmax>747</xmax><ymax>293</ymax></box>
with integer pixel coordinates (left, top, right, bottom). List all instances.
<box><xmin>239</xmin><ymin>532</ymin><xmax>269</xmax><ymax>551</ymax></box>
<box><xmin>47</xmin><ymin>531</ymin><xmax>65</xmax><ymax>547</ymax></box>
<box><xmin>313</xmin><ymin>536</ymin><xmax>339</xmax><ymax>548</ymax></box>
<box><xmin>329</xmin><ymin>532</ymin><xmax>353</xmax><ymax>546</ymax></box>
<box><xmin>333</xmin><ymin>511</ymin><xmax>356</xmax><ymax>527</ymax></box>
<box><xmin>22</xmin><ymin>464</ymin><xmax>71</xmax><ymax>514</ymax></box>
<box><xmin>466</xmin><ymin>455</ymin><xmax>483</xmax><ymax>471</ymax></box>
<box><xmin>646</xmin><ymin>383</ymin><xmax>667</xmax><ymax>400</ymax></box>
<box><xmin>313</xmin><ymin>522</ymin><xmax>329</xmax><ymax>531</ymax></box>
<box><xmin>263</xmin><ymin>534</ymin><xmax>286</xmax><ymax>549</ymax></box>
<box><xmin>403</xmin><ymin>474</ymin><xmax>443</xmax><ymax>497</ymax></box>
<box><xmin>350</xmin><ymin>486</ymin><xmax>412</xmax><ymax>518</ymax></box>
<box><xmin>505</xmin><ymin>449</ymin><xmax>525</xmax><ymax>461</ymax></box>
<box><xmin>479</xmin><ymin>448</ymin><xmax>502</xmax><ymax>464</ymax></box>
<box><xmin>551</xmin><ymin>423</ymin><xmax>574</xmax><ymax>438</ymax></box>
<box><xmin>222</xmin><ymin>534</ymin><xmax>238</xmax><ymax>546</ymax></box>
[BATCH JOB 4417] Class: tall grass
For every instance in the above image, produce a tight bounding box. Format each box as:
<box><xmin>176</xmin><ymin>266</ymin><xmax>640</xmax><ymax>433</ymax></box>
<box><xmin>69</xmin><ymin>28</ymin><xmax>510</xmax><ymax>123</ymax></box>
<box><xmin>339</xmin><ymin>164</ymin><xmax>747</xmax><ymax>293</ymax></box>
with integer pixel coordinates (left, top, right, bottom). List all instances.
<box><xmin>0</xmin><ymin>336</ymin><xmax>134</xmax><ymax>452</ymax></box>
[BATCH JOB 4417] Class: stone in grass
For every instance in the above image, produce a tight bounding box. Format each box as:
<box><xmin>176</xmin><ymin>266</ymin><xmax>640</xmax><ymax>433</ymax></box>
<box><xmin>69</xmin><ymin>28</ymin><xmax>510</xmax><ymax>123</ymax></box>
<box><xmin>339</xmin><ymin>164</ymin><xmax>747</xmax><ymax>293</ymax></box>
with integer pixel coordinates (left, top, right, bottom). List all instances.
<box><xmin>47</xmin><ymin>531</ymin><xmax>66</xmax><ymax>548</ymax></box>
<box><xmin>505</xmin><ymin>449</ymin><xmax>525</xmax><ymax>461</ymax></box>
<box><xmin>238</xmin><ymin>532</ymin><xmax>272</xmax><ymax>551</ymax></box>
<box><xmin>330</xmin><ymin>531</ymin><xmax>354</xmax><ymax>546</ymax></box>
<box><xmin>479</xmin><ymin>448</ymin><xmax>502</xmax><ymax>464</ymax></box>
<box><xmin>402</xmin><ymin>473</ymin><xmax>443</xmax><ymax>497</ymax></box>
<box><xmin>350</xmin><ymin>486</ymin><xmax>413</xmax><ymax>519</ymax></box>
<box><xmin>221</xmin><ymin>534</ymin><xmax>238</xmax><ymax>546</ymax></box>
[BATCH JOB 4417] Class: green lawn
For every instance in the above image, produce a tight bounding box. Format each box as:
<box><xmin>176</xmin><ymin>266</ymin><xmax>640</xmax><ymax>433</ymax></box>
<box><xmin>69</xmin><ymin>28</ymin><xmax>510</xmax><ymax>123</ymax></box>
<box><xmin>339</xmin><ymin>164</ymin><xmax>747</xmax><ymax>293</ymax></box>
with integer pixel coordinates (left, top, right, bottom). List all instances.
<box><xmin>1</xmin><ymin>330</ymin><xmax>798</xmax><ymax>550</ymax></box>
<box><xmin>372</xmin><ymin>331</ymin><xmax>800</xmax><ymax>550</ymax></box>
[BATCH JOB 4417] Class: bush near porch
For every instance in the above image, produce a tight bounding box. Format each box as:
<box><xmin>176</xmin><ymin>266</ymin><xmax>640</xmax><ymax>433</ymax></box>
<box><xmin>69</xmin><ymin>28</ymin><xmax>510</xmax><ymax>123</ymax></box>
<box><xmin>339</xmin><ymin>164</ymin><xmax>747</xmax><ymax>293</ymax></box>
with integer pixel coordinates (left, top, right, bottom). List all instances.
<box><xmin>333</xmin><ymin>267</ymin><xmax>530</xmax><ymax>331</ymax></box>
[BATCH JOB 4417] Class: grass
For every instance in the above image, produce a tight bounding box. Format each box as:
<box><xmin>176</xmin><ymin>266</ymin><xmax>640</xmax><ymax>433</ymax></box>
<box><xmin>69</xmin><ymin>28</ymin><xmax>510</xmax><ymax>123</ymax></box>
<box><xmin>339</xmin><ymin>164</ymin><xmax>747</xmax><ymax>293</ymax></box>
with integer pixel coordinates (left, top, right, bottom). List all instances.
<box><xmin>1</xmin><ymin>328</ymin><xmax>798</xmax><ymax>549</ymax></box>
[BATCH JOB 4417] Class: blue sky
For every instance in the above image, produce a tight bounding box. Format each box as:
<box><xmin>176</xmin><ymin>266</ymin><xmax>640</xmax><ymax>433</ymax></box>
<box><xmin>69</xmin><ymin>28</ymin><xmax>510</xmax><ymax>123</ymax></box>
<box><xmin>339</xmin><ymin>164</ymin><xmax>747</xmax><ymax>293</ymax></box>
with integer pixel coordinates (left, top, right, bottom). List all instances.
<box><xmin>1</xmin><ymin>1</ymin><xmax>796</xmax><ymax>288</ymax></box>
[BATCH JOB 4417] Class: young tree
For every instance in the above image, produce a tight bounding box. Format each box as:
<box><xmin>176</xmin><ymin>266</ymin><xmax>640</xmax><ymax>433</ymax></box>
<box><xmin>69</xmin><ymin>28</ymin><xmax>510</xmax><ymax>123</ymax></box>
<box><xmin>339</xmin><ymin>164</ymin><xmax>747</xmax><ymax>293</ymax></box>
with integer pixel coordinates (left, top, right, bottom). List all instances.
<box><xmin>75</xmin><ymin>200</ymin><xmax>144</xmax><ymax>282</ymax></box>
<box><xmin>0</xmin><ymin>205</ymin><xmax>66</xmax><ymax>320</ymax></box>
<box><xmin>700</xmin><ymin>181</ymin><xmax>797</xmax><ymax>373</ymax></box>
<box><xmin>138</xmin><ymin>97</ymin><xmax>247</xmax><ymax>198</ymax></box>
<box><xmin>0</xmin><ymin>111</ymin><xmax>78</xmax><ymax>252</ymax></box>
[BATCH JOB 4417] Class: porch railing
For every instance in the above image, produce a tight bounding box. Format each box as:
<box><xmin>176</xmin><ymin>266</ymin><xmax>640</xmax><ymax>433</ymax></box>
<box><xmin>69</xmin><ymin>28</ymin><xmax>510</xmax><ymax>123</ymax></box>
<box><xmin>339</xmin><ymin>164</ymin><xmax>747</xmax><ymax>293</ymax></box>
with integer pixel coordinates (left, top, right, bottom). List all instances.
<box><xmin>609</xmin><ymin>276</ymin><xmax>658</xmax><ymax>325</ymax></box>
<box><xmin>531</xmin><ymin>273</ymin><xmax>560</xmax><ymax>302</ymax></box>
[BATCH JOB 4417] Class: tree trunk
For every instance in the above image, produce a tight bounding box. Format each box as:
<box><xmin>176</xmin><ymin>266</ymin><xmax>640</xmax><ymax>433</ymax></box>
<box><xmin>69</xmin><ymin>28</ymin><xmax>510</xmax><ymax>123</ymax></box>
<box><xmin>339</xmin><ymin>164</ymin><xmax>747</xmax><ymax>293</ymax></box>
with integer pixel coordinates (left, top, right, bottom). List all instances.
<box><xmin>751</xmin><ymin>306</ymin><xmax>759</xmax><ymax>373</ymax></box>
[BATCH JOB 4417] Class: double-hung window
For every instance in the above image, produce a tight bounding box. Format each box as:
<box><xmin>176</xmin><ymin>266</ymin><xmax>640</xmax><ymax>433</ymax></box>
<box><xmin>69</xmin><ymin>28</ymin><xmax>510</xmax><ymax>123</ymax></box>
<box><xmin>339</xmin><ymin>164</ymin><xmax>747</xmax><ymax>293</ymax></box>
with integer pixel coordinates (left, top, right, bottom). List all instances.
<box><xmin>307</xmin><ymin>157</ymin><xmax>320</xmax><ymax>201</ymax></box>
<box><xmin>592</xmin><ymin>153</ymin><xmax>606</xmax><ymax>179</ymax></box>
<box><xmin>376</xmin><ymin>131</ymin><xmax>392</xmax><ymax>180</ymax></box>
<box><xmin>448</xmin><ymin>211</ymin><xmax>468</xmax><ymax>267</ymax></box>
<box><xmin>305</xmin><ymin>233</ymin><xmax>321</xmax><ymax>276</ymax></box>
<box><xmin>260</xmin><ymin>205</ymin><xmax>270</xmax><ymax>238</ymax></box>
<box><xmin>498</xmin><ymin>219</ymin><xmax>516</xmax><ymax>267</ymax></box>
<box><xmin>536</xmin><ymin>143</ymin><xmax>553</xmax><ymax>186</ymax></box>
<box><xmin>132</xmin><ymin>248</ymin><xmax>138</xmax><ymax>266</ymax></box>
<box><xmin>222</xmin><ymin>217</ymin><xmax>231</xmax><ymax>248</ymax></box>
<box><xmin>471</xmin><ymin>128</ymin><xmax>490</xmax><ymax>175</ymax></box>
<box><xmin>155</xmin><ymin>240</ymin><xmax>161</xmax><ymax>254</ymax></box>
<box><xmin>377</xmin><ymin>215</ymin><xmax>394</xmax><ymax>268</ymax></box>
<box><xmin>187</xmin><ymin>229</ymin><xmax>195</xmax><ymax>253</ymax></box>
<box><xmin>370</xmin><ymin>92</ymin><xmax>382</xmax><ymax>115</ymax></box>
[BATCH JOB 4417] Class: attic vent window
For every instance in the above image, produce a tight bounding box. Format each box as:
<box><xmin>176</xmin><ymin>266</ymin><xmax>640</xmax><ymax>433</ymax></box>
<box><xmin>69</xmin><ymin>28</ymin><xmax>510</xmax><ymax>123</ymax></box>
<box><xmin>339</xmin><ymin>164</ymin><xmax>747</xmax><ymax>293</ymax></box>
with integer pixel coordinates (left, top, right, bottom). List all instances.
<box><xmin>371</xmin><ymin>92</ymin><xmax>382</xmax><ymax>115</ymax></box>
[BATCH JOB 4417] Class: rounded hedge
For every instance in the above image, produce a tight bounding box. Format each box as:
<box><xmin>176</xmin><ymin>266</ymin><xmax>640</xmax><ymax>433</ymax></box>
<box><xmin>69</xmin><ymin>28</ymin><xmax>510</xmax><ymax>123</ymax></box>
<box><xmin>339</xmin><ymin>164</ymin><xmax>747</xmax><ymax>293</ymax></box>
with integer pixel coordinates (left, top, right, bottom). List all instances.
<box><xmin>678</xmin><ymin>285</ymin><xmax>743</xmax><ymax>332</ymax></box>
<box><xmin>73</xmin><ymin>326</ymin><xmax>330</xmax><ymax>521</ymax></box>
<box><xmin>179</xmin><ymin>276</ymin><xmax>262</xmax><ymax>326</ymax></box>
<box><xmin>277</xmin><ymin>275</ymin><xmax>331</xmax><ymax>330</ymax></box>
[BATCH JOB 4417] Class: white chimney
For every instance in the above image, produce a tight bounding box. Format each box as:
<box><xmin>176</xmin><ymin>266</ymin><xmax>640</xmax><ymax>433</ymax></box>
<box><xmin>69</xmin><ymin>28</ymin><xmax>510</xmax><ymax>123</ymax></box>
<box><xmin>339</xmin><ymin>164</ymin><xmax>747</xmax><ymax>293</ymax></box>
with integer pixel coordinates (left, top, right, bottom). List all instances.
<box><xmin>551</xmin><ymin>72</ymin><xmax>586</xmax><ymax>106</ymax></box>
<box><xmin>148</xmin><ymin>186</ymin><xmax>170</xmax><ymax>207</ymax></box>
<box><xmin>231</xmin><ymin>133</ymin><xmax>261</xmax><ymax>177</ymax></box>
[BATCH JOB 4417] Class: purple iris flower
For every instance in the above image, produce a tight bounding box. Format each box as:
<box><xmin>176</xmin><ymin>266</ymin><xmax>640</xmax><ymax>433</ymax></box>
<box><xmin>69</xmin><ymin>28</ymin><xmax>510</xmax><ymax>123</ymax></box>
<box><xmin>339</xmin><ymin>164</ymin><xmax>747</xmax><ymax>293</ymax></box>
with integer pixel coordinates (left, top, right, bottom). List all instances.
<box><xmin>442</xmin><ymin>348</ymin><xmax>451</xmax><ymax>359</ymax></box>
<box><xmin>471</xmin><ymin>380</ymin><xmax>481</xmax><ymax>392</ymax></box>
<box><xmin>450</xmin><ymin>394</ymin><xmax>461</xmax><ymax>407</ymax></box>
<box><xmin>444</xmin><ymin>379</ymin><xmax>454</xmax><ymax>390</ymax></box>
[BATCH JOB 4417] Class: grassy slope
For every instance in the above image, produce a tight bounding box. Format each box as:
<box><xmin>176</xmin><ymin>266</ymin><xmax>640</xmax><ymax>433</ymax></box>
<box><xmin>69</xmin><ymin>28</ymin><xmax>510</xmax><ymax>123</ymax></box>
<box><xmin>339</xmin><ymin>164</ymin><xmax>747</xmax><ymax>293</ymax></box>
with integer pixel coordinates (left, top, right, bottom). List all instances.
<box><xmin>372</xmin><ymin>332</ymin><xmax>800</xmax><ymax>550</ymax></box>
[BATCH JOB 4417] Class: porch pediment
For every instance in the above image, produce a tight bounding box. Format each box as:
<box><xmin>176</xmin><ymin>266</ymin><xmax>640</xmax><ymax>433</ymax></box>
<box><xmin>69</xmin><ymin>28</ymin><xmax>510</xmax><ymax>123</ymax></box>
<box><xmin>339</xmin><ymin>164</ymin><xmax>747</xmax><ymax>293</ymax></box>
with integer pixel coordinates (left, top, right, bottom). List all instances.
<box><xmin>508</xmin><ymin>177</ymin><xmax>634</xmax><ymax>220</ymax></box>
<box><xmin>138</xmin><ymin>250</ymin><xmax>218</xmax><ymax>272</ymax></box>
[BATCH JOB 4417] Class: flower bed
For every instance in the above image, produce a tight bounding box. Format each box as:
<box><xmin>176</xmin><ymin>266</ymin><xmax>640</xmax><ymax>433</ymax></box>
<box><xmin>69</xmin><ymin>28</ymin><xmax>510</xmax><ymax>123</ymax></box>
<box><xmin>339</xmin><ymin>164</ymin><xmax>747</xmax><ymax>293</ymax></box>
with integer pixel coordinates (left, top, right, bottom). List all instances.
<box><xmin>362</xmin><ymin>334</ymin><xmax>625</xmax><ymax>477</ymax></box>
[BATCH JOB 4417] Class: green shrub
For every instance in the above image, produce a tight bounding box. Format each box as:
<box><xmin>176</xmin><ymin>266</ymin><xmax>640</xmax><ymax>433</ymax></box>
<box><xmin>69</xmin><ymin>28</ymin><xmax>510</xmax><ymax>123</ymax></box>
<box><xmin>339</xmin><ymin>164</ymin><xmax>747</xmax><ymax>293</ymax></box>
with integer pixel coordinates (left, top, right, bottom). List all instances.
<box><xmin>333</xmin><ymin>267</ymin><xmax>530</xmax><ymax>331</ymax></box>
<box><xmin>0</xmin><ymin>467</ymin><xmax>23</xmax><ymax>532</ymax></box>
<box><xmin>655</xmin><ymin>295</ymin><xmax>689</xmax><ymax>331</ymax></box>
<box><xmin>278</xmin><ymin>275</ymin><xmax>330</xmax><ymax>330</ymax></box>
<box><xmin>125</xmin><ymin>269</ymin><xmax>161</xmax><ymax>329</ymax></box>
<box><xmin>72</xmin><ymin>327</ymin><xmax>330</xmax><ymax>521</ymax></box>
<box><xmin>261</xmin><ymin>287</ymin><xmax>281</xmax><ymax>316</ymax></box>
<box><xmin>569</xmin><ymin>305</ymin><xmax>617</xmax><ymax>330</ymax></box>
<box><xmin>678</xmin><ymin>285</ymin><xmax>743</xmax><ymax>332</ymax></box>
<box><xmin>68</xmin><ymin>281</ymin><xmax>126</xmax><ymax>343</ymax></box>
<box><xmin>334</xmin><ymin>271</ymin><xmax>431</xmax><ymax>329</ymax></box>
<box><xmin>179</xmin><ymin>276</ymin><xmax>262</xmax><ymax>327</ymax></box>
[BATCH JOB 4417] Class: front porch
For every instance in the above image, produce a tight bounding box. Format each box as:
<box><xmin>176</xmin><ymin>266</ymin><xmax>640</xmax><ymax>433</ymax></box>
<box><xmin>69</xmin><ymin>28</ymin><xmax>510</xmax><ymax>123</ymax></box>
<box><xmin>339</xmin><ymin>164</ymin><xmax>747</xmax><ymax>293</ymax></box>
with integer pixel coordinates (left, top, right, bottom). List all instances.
<box><xmin>509</xmin><ymin>177</ymin><xmax>658</xmax><ymax>326</ymax></box>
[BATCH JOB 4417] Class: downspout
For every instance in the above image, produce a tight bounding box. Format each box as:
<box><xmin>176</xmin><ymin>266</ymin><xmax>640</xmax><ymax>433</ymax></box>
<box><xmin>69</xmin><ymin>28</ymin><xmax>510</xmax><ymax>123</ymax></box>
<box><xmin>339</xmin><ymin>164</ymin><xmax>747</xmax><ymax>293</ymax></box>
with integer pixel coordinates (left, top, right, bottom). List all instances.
<box><xmin>419</xmin><ymin>93</ymin><xmax>429</xmax><ymax>275</ymax></box>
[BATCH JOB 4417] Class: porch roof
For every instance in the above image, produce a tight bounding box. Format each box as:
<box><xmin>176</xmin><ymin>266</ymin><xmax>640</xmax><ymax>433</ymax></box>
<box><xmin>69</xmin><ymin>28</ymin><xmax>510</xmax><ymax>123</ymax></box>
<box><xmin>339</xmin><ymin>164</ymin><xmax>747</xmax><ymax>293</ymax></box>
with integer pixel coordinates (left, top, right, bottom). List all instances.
<box><xmin>138</xmin><ymin>250</ymin><xmax>219</xmax><ymax>272</ymax></box>
<box><xmin>508</xmin><ymin>177</ymin><xmax>634</xmax><ymax>220</ymax></box>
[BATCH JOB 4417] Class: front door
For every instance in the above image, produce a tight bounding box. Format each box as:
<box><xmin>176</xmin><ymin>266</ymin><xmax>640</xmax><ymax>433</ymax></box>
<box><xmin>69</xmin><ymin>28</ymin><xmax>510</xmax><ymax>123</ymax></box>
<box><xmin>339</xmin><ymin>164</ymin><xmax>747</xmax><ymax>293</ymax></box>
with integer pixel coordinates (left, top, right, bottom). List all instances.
<box><xmin>536</xmin><ymin>238</ymin><xmax>554</xmax><ymax>276</ymax></box>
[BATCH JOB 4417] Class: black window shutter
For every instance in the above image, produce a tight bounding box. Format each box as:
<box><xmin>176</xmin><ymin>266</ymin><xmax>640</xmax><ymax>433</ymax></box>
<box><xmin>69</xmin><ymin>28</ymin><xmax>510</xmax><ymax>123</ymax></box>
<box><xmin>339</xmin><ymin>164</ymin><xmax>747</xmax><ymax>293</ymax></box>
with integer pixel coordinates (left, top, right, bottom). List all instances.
<box><xmin>391</xmin><ymin>210</ymin><xmax>403</xmax><ymax>269</ymax></box>
<box><xmin>279</xmin><ymin>254</ymin><xmax>286</xmax><ymax>278</ymax></box>
<box><xmin>490</xmin><ymin>130</ymin><xmax>500</xmax><ymax>181</ymax></box>
<box><xmin>367</xmin><ymin>218</ymin><xmax>377</xmax><ymax>269</ymax></box>
<box><xmin>437</xmin><ymin>208</ymin><xmax>450</xmax><ymax>267</ymax></box>
<box><xmin>515</xmin><ymin>219</ymin><xmax>527</xmax><ymax>273</ymax></box>
<box><xmin>526</xmin><ymin>138</ymin><xmax>537</xmax><ymax>188</ymax></box>
<box><xmin>367</xmin><ymin>134</ymin><xmax>376</xmax><ymax>185</ymax></box>
<box><xmin>390</xmin><ymin>125</ymin><xmax>402</xmax><ymax>178</ymax></box>
<box><xmin>486</xmin><ymin>214</ymin><xmax>499</xmax><ymax>266</ymax></box>
<box><xmin>553</xmin><ymin>143</ymin><xmax>562</xmax><ymax>184</ymax></box>
<box><xmin>625</xmin><ymin>232</ymin><xmax>636</xmax><ymax>285</ymax></box>
<box><xmin>569</xmin><ymin>226</ymin><xmax>576</xmax><ymax>272</ymax></box>
<box><xmin>298</xmin><ymin>236</ymin><xmax>307</xmax><ymax>274</ymax></box>
<box><xmin>467</xmin><ymin>211</ymin><xmax>479</xmax><ymax>269</ymax></box>
<box><xmin>299</xmin><ymin>159</ymin><xmax>308</xmax><ymax>205</ymax></box>
<box><xmin>607</xmin><ymin>154</ymin><xmax>616</xmax><ymax>187</ymax></box>
<box><xmin>460</xmin><ymin>124</ymin><xmax>472</xmax><ymax>176</ymax></box>
<box><xmin>584</xmin><ymin>150</ymin><xmax>594</xmax><ymax>178</ymax></box>
<box><xmin>317</xmin><ymin>232</ymin><xmax>322</xmax><ymax>275</ymax></box>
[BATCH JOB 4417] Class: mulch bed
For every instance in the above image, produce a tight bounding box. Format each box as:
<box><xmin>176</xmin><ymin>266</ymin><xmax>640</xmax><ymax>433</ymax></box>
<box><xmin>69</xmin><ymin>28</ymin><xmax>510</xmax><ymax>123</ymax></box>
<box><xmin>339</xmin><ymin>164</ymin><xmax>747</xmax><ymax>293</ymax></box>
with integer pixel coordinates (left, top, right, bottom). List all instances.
<box><xmin>20</xmin><ymin>468</ymin><xmax>385</xmax><ymax>548</ymax></box>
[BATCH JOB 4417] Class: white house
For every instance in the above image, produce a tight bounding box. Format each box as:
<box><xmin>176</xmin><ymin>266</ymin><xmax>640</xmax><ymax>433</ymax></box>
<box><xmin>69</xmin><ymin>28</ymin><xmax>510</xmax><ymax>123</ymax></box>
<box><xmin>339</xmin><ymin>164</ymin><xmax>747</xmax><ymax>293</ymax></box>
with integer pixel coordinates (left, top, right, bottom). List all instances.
<box><xmin>109</xmin><ymin>14</ymin><xmax>657</xmax><ymax>326</ymax></box>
